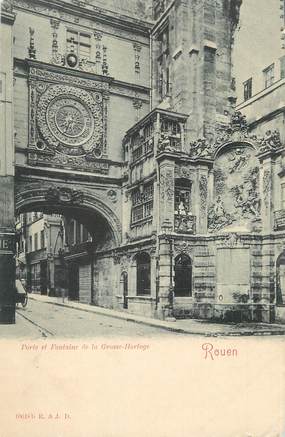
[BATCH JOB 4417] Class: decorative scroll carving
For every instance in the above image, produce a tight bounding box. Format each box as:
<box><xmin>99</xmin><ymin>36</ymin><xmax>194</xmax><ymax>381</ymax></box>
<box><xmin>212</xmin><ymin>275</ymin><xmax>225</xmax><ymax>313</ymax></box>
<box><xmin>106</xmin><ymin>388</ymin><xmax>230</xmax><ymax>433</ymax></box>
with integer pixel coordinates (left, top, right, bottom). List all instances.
<box><xmin>174</xmin><ymin>241</ymin><xmax>193</xmax><ymax>256</ymax></box>
<box><xmin>217</xmin><ymin>233</ymin><xmax>241</xmax><ymax>248</ymax></box>
<box><xmin>174</xmin><ymin>214</ymin><xmax>196</xmax><ymax>234</ymax></box>
<box><xmin>102</xmin><ymin>46</ymin><xmax>109</xmax><ymax>75</ymax></box>
<box><xmin>175</xmin><ymin>165</ymin><xmax>193</xmax><ymax>180</ymax></box>
<box><xmin>199</xmin><ymin>176</ymin><xmax>208</xmax><ymax>216</ymax></box>
<box><xmin>29</xmin><ymin>67</ymin><xmax>110</xmax><ymax>91</ymax></box>
<box><xmin>160</xmin><ymin>169</ymin><xmax>174</xmax><ymax>202</ymax></box>
<box><xmin>263</xmin><ymin>170</ymin><xmax>271</xmax><ymax>210</ymax></box>
<box><xmin>45</xmin><ymin>187</ymin><xmax>83</xmax><ymax>205</ymax></box>
<box><xmin>133</xmin><ymin>42</ymin><xmax>142</xmax><ymax>74</ymax></box>
<box><xmin>50</xmin><ymin>18</ymin><xmax>61</xmax><ymax>64</ymax></box>
<box><xmin>188</xmin><ymin>113</ymin><xmax>283</xmax><ymax>162</ymax></box>
<box><xmin>94</xmin><ymin>31</ymin><xmax>103</xmax><ymax>73</ymax></box>
<box><xmin>256</xmin><ymin>130</ymin><xmax>282</xmax><ymax>155</ymax></box>
<box><xmin>28</xmin><ymin>27</ymin><xmax>36</xmax><ymax>59</ymax></box>
<box><xmin>28</xmin><ymin>151</ymin><xmax>109</xmax><ymax>174</ymax></box>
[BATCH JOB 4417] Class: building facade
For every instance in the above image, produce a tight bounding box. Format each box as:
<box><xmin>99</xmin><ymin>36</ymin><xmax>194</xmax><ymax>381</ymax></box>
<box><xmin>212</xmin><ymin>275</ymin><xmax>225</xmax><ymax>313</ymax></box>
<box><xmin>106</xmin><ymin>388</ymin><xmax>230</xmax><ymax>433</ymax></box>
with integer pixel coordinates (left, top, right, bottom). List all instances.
<box><xmin>16</xmin><ymin>212</ymin><xmax>65</xmax><ymax>295</ymax></box>
<box><xmin>1</xmin><ymin>0</ymin><xmax>284</xmax><ymax>323</ymax></box>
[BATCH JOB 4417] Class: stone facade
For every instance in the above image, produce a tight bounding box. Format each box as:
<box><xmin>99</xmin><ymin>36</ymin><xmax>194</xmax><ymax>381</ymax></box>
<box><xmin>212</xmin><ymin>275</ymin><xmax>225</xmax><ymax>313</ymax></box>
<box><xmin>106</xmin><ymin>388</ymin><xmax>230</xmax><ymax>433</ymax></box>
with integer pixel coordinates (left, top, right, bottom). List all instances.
<box><xmin>1</xmin><ymin>0</ymin><xmax>284</xmax><ymax>323</ymax></box>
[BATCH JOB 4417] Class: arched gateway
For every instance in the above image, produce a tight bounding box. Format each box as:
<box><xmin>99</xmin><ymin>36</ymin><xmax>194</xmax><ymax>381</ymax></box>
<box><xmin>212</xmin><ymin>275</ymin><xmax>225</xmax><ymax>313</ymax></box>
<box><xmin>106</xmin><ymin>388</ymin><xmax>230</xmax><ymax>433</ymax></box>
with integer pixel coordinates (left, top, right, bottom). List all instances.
<box><xmin>15</xmin><ymin>180</ymin><xmax>122</xmax><ymax>247</ymax></box>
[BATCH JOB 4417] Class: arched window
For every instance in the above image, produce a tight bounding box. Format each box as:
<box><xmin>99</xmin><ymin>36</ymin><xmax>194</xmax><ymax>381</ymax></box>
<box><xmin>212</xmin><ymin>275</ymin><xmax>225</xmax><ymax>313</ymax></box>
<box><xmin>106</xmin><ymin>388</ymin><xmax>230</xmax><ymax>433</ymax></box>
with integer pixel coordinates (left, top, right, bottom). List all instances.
<box><xmin>136</xmin><ymin>252</ymin><xmax>151</xmax><ymax>295</ymax></box>
<box><xmin>276</xmin><ymin>253</ymin><xmax>285</xmax><ymax>305</ymax></box>
<box><xmin>174</xmin><ymin>254</ymin><xmax>192</xmax><ymax>297</ymax></box>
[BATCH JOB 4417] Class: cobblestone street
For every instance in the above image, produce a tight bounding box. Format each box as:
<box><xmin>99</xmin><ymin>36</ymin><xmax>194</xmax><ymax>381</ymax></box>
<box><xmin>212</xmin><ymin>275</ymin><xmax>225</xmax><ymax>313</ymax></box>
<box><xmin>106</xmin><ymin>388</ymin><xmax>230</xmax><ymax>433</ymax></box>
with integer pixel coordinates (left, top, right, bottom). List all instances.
<box><xmin>0</xmin><ymin>299</ymin><xmax>181</xmax><ymax>339</ymax></box>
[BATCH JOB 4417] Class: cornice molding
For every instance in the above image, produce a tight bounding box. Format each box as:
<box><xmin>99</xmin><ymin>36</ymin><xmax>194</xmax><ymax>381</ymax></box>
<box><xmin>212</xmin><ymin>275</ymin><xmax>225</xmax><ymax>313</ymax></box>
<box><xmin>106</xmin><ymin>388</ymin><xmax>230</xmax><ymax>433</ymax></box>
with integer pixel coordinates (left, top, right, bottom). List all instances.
<box><xmin>13</xmin><ymin>0</ymin><xmax>153</xmax><ymax>36</ymax></box>
<box><xmin>1</xmin><ymin>10</ymin><xmax>16</xmax><ymax>24</ymax></box>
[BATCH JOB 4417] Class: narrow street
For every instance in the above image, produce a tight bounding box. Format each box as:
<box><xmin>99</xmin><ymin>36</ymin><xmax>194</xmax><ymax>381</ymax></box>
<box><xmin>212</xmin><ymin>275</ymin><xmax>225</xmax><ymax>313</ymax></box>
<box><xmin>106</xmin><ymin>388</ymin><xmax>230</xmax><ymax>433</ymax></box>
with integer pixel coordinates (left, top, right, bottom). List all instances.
<box><xmin>0</xmin><ymin>299</ymin><xmax>181</xmax><ymax>339</ymax></box>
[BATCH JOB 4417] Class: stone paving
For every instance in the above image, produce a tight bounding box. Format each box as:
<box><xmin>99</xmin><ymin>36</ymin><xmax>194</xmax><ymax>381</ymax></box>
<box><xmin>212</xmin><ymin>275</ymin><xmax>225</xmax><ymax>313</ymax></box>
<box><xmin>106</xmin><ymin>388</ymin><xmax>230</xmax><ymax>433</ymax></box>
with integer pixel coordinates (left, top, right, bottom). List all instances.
<box><xmin>27</xmin><ymin>294</ymin><xmax>285</xmax><ymax>337</ymax></box>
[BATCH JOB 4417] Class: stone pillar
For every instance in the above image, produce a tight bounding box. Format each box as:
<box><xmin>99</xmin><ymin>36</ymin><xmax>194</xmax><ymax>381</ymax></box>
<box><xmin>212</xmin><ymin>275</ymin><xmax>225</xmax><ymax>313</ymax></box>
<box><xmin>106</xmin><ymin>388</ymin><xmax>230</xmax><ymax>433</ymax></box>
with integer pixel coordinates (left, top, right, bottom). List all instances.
<box><xmin>196</xmin><ymin>165</ymin><xmax>209</xmax><ymax>234</ymax></box>
<box><xmin>159</xmin><ymin>160</ymin><xmax>175</xmax><ymax>230</ymax></box>
<box><xmin>0</xmin><ymin>8</ymin><xmax>16</xmax><ymax>323</ymax></box>
<box><xmin>260</xmin><ymin>156</ymin><xmax>274</xmax><ymax>233</ymax></box>
<box><xmin>47</xmin><ymin>255</ymin><xmax>55</xmax><ymax>296</ymax></box>
<box><xmin>157</xmin><ymin>237</ymin><xmax>172</xmax><ymax>319</ymax></box>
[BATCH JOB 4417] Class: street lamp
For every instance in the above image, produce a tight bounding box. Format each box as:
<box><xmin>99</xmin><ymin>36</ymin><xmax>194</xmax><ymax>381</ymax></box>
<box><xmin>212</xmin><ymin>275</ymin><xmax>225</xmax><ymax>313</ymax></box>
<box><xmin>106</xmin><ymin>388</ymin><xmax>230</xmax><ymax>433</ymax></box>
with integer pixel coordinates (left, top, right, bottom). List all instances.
<box><xmin>161</xmin><ymin>220</ymin><xmax>176</xmax><ymax>321</ymax></box>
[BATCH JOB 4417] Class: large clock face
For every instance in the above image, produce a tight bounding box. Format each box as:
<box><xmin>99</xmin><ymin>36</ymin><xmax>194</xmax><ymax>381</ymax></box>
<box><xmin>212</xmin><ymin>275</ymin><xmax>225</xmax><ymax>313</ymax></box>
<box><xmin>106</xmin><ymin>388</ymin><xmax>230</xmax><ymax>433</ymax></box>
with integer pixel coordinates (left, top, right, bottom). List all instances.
<box><xmin>47</xmin><ymin>97</ymin><xmax>94</xmax><ymax>147</ymax></box>
<box><xmin>36</xmin><ymin>84</ymin><xmax>103</xmax><ymax>156</ymax></box>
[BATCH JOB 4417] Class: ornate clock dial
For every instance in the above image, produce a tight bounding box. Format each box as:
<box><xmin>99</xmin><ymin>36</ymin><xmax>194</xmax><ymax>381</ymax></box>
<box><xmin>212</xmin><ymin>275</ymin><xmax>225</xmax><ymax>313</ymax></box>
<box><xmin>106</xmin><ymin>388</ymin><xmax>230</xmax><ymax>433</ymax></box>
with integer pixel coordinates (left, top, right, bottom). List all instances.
<box><xmin>47</xmin><ymin>97</ymin><xmax>94</xmax><ymax>147</ymax></box>
<box><xmin>37</xmin><ymin>84</ymin><xmax>103</xmax><ymax>157</ymax></box>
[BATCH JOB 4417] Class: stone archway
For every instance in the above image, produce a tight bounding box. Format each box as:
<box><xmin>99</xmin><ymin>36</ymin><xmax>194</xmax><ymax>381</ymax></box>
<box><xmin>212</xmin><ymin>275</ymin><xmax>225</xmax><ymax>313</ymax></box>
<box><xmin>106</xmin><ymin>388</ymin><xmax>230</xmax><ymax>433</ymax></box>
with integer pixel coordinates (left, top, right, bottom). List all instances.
<box><xmin>15</xmin><ymin>182</ymin><xmax>122</xmax><ymax>247</ymax></box>
<box><xmin>15</xmin><ymin>179</ymin><xmax>122</xmax><ymax>305</ymax></box>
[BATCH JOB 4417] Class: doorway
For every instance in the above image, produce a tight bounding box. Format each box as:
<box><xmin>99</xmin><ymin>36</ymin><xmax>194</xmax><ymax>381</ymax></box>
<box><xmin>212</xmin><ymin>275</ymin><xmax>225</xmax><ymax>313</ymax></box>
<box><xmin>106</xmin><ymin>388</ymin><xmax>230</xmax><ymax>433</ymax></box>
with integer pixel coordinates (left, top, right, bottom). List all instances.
<box><xmin>68</xmin><ymin>262</ymin><xmax>79</xmax><ymax>301</ymax></box>
<box><xmin>174</xmin><ymin>254</ymin><xmax>192</xmax><ymax>297</ymax></box>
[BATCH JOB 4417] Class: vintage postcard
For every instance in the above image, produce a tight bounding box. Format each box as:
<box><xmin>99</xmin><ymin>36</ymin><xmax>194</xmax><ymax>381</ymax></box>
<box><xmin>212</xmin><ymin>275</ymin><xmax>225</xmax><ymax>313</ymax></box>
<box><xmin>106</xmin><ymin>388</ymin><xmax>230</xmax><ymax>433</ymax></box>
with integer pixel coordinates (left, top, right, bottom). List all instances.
<box><xmin>0</xmin><ymin>0</ymin><xmax>285</xmax><ymax>436</ymax></box>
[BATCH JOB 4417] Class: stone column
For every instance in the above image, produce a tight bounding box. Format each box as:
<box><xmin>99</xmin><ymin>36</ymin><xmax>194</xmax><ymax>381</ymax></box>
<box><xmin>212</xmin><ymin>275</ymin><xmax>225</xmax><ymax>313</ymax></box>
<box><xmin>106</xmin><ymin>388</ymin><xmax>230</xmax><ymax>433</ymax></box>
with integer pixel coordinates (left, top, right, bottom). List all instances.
<box><xmin>157</xmin><ymin>236</ymin><xmax>172</xmax><ymax>319</ymax></box>
<box><xmin>158</xmin><ymin>160</ymin><xmax>175</xmax><ymax>230</ymax></box>
<box><xmin>195</xmin><ymin>165</ymin><xmax>209</xmax><ymax>234</ymax></box>
<box><xmin>260</xmin><ymin>156</ymin><xmax>274</xmax><ymax>233</ymax></box>
<box><xmin>0</xmin><ymin>8</ymin><xmax>16</xmax><ymax>323</ymax></box>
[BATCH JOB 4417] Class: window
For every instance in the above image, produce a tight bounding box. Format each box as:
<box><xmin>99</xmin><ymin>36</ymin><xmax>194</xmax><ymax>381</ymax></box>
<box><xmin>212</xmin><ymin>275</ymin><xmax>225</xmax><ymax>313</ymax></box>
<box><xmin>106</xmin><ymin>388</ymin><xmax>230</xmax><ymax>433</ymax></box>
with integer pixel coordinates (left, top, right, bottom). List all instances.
<box><xmin>68</xmin><ymin>220</ymin><xmax>75</xmax><ymax>245</ymax></box>
<box><xmin>40</xmin><ymin>230</ymin><xmax>45</xmax><ymax>249</ymax></box>
<box><xmin>29</xmin><ymin>236</ymin><xmax>32</xmax><ymax>252</ymax></box>
<box><xmin>34</xmin><ymin>233</ymin><xmax>38</xmax><ymax>251</ymax></box>
<box><xmin>263</xmin><ymin>64</ymin><xmax>275</xmax><ymax>88</ymax></box>
<box><xmin>280</xmin><ymin>56</ymin><xmax>285</xmax><ymax>79</ymax></box>
<box><xmin>156</xmin><ymin>23</ymin><xmax>170</xmax><ymax>101</ymax></box>
<box><xmin>243</xmin><ymin>78</ymin><xmax>252</xmax><ymax>101</ymax></box>
<box><xmin>75</xmin><ymin>221</ymin><xmax>81</xmax><ymax>244</ymax></box>
<box><xmin>66</xmin><ymin>30</ymin><xmax>91</xmax><ymax>60</ymax></box>
<box><xmin>175</xmin><ymin>179</ymin><xmax>192</xmax><ymax>215</ymax></box>
<box><xmin>82</xmin><ymin>225</ymin><xmax>89</xmax><ymax>242</ymax></box>
<box><xmin>136</xmin><ymin>253</ymin><xmax>151</xmax><ymax>295</ymax></box>
<box><xmin>174</xmin><ymin>254</ymin><xmax>192</xmax><ymax>297</ymax></box>
<box><xmin>131</xmin><ymin>183</ymin><xmax>154</xmax><ymax>224</ymax></box>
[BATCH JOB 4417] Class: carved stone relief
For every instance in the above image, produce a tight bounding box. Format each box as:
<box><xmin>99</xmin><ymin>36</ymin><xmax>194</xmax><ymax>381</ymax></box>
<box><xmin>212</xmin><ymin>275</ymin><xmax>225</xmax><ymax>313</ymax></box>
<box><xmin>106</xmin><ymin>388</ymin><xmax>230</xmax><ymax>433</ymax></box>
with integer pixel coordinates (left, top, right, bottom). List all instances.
<box><xmin>45</xmin><ymin>187</ymin><xmax>83</xmax><ymax>205</ymax></box>
<box><xmin>107</xmin><ymin>189</ymin><xmax>117</xmax><ymax>203</ymax></box>
<box><xmin>160</xmin><ymin>169</ymin><xmax>174</xmax><ymax>202</ymax></box>
<box><xmin>199</xmin><ymin>176</ymin><xmax>208</xmax><ymax>217</ymax></box>
<box><xmin>263</xmin><ymin>170</ymin><xmax>271</xmax><ymax>210</ymax></box>
<box><xmin>208</xmin><ymin>145</ymin><xmax>261</xmax><ymax>232</ymax></box>
<box><xmin>173</xmin><ymin>241</ymin><xmax>193</xmax><ymax>256</ymax></box>
<box><xmin>174</xmin><ymin>165</ymin><xmax>194</xmax><ymax>181</ymax></box>
<box><xmin>188</xmin><ymin>111</ymin><xmax>283</xmax><ymax>160</ymax></box>
<box><xmin>216</xmin><ymin>233</ymin><xmax>242</xmax><ymax>248</ymax></box>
